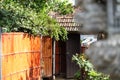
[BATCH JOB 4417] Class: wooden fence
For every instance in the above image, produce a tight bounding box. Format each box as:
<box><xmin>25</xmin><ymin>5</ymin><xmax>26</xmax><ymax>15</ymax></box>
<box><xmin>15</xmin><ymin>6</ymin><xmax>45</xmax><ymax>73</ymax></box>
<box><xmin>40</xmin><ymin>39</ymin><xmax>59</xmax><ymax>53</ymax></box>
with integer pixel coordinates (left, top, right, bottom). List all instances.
<box><xmin>42</xmin><ymin>36</ymin><xmax>52</xmax><ymax>78</ymax></box>
<box><xmin>2</xmin><ymin>33</ymin><xmax>41</xmax><ymax>80</ymax></box>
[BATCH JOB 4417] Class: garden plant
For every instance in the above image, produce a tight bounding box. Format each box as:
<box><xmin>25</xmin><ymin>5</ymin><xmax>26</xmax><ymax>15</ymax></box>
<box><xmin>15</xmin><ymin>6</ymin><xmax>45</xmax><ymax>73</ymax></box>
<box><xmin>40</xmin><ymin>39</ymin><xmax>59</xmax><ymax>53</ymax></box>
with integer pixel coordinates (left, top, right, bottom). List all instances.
<box><xmin>72</xmin><ymin>54</ymin><xmax>110</xmax><ymax>80</ymax></box>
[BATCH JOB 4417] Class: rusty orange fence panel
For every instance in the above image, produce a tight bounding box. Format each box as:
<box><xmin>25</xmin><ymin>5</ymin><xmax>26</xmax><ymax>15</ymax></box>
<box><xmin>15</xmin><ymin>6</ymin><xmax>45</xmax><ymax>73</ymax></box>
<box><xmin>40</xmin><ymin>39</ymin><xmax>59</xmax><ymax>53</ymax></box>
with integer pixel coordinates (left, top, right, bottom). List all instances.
<box><xmin>42</xmin><ymin>36</ymin><xmax>52</xmax><ymax>77</ymax></box>
<box><xmin>2</xmin><ymin>32</ymin><xmax>41</xmax><ymax>80</ymax></box>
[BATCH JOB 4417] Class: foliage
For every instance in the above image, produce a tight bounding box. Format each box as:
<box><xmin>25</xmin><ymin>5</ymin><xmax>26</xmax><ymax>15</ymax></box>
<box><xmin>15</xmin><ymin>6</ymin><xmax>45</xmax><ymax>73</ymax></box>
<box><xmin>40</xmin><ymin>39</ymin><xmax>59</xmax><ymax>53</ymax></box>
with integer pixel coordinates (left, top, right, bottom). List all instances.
<box><xmin>49</xmin><ymin>0</ymin><xmax>73</xmax><ymax>15</ymax></box>
<box><xmin>0</xmin><ymin>0</ymin><xmax>73</xmax><ymax>40</ymax></box>
<box><xmin>72</xmin><ymin>54</ymin><xmax>110</xmax><ymax>80</ymax></box>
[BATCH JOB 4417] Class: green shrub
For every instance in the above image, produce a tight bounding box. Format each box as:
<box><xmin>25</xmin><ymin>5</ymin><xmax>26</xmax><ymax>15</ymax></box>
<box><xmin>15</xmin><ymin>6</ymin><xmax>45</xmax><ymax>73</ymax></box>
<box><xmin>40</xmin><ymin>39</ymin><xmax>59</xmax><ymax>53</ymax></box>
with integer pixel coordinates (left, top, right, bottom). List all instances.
<box><xmin>72</xmin><ymin>54</ymin><xmax>110</xmax><ymax>80</ymax></box>
<box><xmin>0</xmin><ymin>0</ymin><xmax>73</xmax><ymax>40</ymax></box>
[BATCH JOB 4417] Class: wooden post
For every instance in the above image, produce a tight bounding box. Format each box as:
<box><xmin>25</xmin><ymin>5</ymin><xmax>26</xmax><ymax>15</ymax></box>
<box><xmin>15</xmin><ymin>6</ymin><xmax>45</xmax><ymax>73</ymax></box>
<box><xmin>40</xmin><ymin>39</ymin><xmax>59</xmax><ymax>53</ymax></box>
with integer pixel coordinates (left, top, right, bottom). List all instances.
<box><xmin>52</xmin><ymin>38</ymin><xmax>56</xmax><ymax>80</ymax></box>
<box><xmin>0</xmin><ymin>27</ymin><xmax>2</xmax><ymax>80</ymax></box>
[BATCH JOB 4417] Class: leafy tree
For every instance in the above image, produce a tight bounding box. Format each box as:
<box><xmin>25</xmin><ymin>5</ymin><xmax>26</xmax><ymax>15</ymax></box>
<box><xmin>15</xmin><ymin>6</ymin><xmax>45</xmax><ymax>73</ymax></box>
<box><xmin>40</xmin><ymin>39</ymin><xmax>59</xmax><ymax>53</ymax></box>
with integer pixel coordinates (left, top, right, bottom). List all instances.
<box><xmin>0</xmin><ymin>0</ymin><xmax>73</xmax><ymax>40</ymax></box>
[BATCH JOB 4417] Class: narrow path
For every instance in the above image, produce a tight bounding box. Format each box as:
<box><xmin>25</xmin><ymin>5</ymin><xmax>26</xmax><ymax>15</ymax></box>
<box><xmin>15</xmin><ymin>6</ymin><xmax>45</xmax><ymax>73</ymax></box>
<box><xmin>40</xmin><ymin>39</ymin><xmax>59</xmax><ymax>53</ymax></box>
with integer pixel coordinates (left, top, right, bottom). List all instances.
<box><xmin>56</xmin><ymin>77</ymin><xmax>74</xmax><ymax>80</ymax></box>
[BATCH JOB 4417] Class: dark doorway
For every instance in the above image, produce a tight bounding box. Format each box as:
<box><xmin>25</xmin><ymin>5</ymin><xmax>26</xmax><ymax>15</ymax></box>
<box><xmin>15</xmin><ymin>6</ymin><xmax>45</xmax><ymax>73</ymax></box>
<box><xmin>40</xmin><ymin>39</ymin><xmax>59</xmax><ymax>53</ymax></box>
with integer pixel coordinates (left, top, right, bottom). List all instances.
<box><xmin>66</xmin><ymin>33</ymin><xmax>80</xmax><ymax>78</ymax></box>
<box><xmin>55</xmin><ymin>41</ymin><xmax>66</xmax><ymax>76</ymax></box>
<box><xmin>55</xmin><ymin>33</ymin><xmax>81</xmax><ymax>78</ymax></box>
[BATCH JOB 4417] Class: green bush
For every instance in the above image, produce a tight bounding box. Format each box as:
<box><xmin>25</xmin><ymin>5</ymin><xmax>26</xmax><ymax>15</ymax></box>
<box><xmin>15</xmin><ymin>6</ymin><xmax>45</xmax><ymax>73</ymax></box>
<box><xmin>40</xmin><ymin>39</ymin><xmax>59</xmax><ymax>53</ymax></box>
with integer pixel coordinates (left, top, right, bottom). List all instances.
<box><xmin>72</xmin><ymin>54</ymin><xmax>110</xmax><ymax>80</ymax></box>
<box><xmin>0</xmin><ymin>0</ymin><xmax>73</xmax><ymax>40</ymax></box>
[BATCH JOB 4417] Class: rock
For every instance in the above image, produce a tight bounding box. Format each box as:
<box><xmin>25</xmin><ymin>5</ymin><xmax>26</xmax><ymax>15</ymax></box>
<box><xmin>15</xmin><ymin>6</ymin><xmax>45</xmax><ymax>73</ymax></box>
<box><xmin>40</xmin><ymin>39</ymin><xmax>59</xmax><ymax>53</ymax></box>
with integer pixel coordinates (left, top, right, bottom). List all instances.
<box><xmin>85</xmin><ymin>35</ymin><xmax>120</xmax><ymax>80</ymax></box>
<box><xmin>74</xmin><ymin>0</ymin><xmax>107</xmax><ymax>32</ymax></box>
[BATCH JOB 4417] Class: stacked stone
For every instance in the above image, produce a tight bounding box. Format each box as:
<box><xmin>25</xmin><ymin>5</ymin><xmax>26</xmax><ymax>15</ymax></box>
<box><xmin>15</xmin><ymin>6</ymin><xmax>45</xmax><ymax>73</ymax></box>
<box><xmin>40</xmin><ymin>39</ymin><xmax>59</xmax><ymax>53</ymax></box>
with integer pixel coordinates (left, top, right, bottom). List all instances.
<box><xmin>74</xmin><ymin>0</ymin><xmax>107</xmax><ymax>32</ymax></box>
<box><xmin>116</xmin><ymin>0</ymin><xmax>120</xmax><ymax>13</ymax></box>
<box><xmin>86</xmin><ymin>34</ymin><xmax>120</xmax><ymax>80</ymax></box>
<box><xmin>113</xmin><ymin>0</ymin><xmax>120</xmax><ymax>34</ymax></box>
<box><xmin>74</xmin><ymin>0</ymin><xmax>120</xmax><ymax>80</ymax></box>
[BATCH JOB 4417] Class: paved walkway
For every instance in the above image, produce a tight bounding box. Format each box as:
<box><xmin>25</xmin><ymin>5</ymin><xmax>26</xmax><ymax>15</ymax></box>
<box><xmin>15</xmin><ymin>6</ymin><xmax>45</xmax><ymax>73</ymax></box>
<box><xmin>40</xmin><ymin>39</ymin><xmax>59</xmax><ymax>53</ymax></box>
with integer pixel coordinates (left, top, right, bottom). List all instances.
<box><xmin>42</xmin><ymin>76</ymin><xmax>75</xmax><ymax>80</ymax></box>
<box><xmin>56</xmin><ymin>77</ymin><xmax>74</xmax><ymax>80</ymax></box>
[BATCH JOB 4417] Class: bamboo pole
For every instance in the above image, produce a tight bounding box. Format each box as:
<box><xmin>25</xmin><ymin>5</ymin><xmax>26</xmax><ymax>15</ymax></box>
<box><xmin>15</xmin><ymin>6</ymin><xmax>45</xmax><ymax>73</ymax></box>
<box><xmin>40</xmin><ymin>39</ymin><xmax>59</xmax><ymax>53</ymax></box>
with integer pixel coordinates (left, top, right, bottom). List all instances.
<box><xmin>0</xmin><ymin>27</ymin><xmax>2</xmax><ymax>80</ymax></box>
<box><xmin>52</xmin><ymin>38</ymin><xmax>56</xmax><ymax>80</ymax></box>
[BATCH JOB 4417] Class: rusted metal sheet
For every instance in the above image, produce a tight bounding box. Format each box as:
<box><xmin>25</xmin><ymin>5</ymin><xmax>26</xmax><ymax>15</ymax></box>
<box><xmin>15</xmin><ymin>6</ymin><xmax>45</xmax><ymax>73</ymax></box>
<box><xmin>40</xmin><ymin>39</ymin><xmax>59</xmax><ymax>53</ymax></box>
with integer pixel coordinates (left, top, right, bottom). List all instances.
<box><xmin>2</xmin><ymin>32</ymin><xmax>41</xmax><ymax>80</ymax></box>
<box><xmin>42</xmin><ymin>36</ymin><xmax>52</xmax><ymax>77</ymax></box>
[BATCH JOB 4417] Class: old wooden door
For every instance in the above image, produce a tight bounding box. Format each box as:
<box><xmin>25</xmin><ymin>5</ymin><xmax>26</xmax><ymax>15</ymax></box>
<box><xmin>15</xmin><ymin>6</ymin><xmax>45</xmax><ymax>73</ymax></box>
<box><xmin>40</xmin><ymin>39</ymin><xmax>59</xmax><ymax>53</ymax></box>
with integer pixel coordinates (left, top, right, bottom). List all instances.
<box><xmin>66</xmin><ymin>33</ymin><xmax>80</xmax><ymax>78</ymax></box>
<box><xmin>55</xmin><ymin>41</ymin><xmax>66</xmax><ymax>76</ymax></box>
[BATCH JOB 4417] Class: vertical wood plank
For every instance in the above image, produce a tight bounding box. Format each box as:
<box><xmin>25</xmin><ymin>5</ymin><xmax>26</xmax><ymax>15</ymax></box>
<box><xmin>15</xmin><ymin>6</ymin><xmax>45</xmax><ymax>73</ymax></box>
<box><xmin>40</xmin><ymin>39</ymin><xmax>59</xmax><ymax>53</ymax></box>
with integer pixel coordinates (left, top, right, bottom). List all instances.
<box><xmin>2</xmin><ymin>32</ymin><xmax>41</xmax><ymax>80</ymax></box>
<box><xmin>42</xmin><ymin>36</ymin><xmax>52</xmax><ymax>77</ymax></box>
